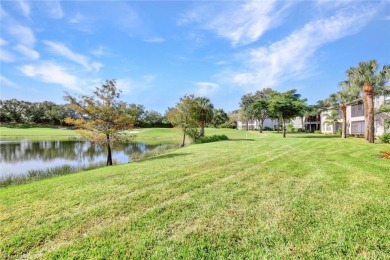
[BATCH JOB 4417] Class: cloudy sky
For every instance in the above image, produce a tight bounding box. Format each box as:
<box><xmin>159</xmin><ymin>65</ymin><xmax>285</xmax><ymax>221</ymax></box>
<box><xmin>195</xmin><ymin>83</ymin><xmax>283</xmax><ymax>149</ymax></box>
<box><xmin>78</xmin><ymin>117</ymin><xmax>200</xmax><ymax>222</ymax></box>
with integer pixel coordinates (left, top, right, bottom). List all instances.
<box><xmin>1</xmin><ymin>0</ymin><xmax>389</xmax><ymax>112</ymax></box>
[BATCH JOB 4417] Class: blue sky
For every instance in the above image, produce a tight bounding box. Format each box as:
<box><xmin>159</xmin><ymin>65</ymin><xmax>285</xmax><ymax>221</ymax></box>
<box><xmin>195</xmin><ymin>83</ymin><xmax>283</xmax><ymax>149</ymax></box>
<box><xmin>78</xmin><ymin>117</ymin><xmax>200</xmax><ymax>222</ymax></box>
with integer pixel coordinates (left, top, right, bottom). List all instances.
<box><xmin>1</xmin><ymin>0</ymin><xmax>389</xmax><ymax>113</ymax></box>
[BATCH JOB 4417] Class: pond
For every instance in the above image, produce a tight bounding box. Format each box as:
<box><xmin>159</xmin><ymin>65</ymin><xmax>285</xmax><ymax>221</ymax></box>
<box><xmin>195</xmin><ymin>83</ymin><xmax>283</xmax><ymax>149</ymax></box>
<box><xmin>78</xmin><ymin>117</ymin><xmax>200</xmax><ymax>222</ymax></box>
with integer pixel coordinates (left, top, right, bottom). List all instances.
<box><xmin>0</xmin><ymin>140</ymin><xmax>161</xmax><ymax>179</ymax></box>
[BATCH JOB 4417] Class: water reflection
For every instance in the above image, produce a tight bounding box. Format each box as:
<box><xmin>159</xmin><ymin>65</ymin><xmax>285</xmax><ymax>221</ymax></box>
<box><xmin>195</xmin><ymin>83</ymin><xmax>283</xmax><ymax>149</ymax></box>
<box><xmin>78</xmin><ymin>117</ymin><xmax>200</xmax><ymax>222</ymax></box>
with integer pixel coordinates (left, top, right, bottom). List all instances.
<box><xmin>0</xmin><ymin>140</ymin><xmax>158</xmax><ymax>178</ymax></box>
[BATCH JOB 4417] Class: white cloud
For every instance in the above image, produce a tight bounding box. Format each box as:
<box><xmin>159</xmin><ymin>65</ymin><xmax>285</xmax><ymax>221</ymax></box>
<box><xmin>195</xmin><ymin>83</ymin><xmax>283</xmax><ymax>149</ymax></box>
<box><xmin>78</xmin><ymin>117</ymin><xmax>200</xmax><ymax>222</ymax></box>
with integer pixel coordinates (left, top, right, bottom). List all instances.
<box><xmin>0</xmin><ymin>49</ymin><xmax>15</xmax><ymax>62</ymax></box>
<box><xmin>17</xmin><ymin>0</ymin><xmax>30</xmax><ymax>18</ymax></box>
<box><xmin>44</xmin><ymin>0</ymin><xmax>63</xmax><ymax>19</ymax></box>
<box><xmin>116</xmin><ymin>79</ymin><xmax>133</xmax><ymax>94</ymax></box>
<box><xmin>43</xmin><ymin>41</ymin><xmax>102</xmax><ymax>71</ymax></box>
<box><xmin>224</xmin><ymin>6</ymin><xmax>380</xmax><ymax>90</ymax></box>
<box><xmin>15</xmin><ymin>45</ymin><xmax>39</xmax><ymax>60</ymax></box>
<box><xmin>7</xmin><ymin>25</ymin><xmax>35</xmax><ymax>48</ymax></box>
<box><xmin>143</xmin><ymin>37</ymin><xmax>165</xmax><ymax>43</ymax></box>
<box><xmin>179</xmin><ymin>0</ymin><xmax>291</xmax><ymax>47</ymax></box>
<box><xmin>0</xmin><ymin>75</ymin><xmax>17</xmax><ymax>88</ymax></box>
<box><xmin>19</xmin><ymin>62</ymin><xmax>81</xmax><ymax>91</ymax></box>
<box><xmin>194</xmin><ymin>82</ymin><xmax>220</xmax><ymax>96</ymax></box>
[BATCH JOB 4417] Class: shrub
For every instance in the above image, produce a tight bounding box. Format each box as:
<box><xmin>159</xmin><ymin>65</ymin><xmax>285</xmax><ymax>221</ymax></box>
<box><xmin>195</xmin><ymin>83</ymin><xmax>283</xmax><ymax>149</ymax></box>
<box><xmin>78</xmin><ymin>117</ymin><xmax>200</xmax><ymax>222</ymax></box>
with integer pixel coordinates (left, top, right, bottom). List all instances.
<box><xmin>286</xmin><ymin>124</ymin><xmax>295</xmax><ymax>132</ymax></box>
<box><xmin>219</xmin><ymin>121</ymin><xmax>237</xmax><ymax>129</ymax></box>
<box><xmin>263</xmin><ymin>126</ymin><xmax>273</xmax><ymax>131</ymax></box>
<box><xmin>186</xmin><ymin>127</ymin><xmax>201</xmax><ymax>142</ymax></box>
<box><xmin>336</xmin><ymin>129</ymin><xmax>342</xmax><ymax>136</ymax></box>
<box><xmin>195</xmin><ymin>134</ymin><xmax>229</xmax><ymax>144</ymax></box>
<box><xmin>379</xmin><ymin>133</ymin><xmax>390</xmax><ymax>143</ymax></box>
<box><xmin>314</xmin><ymin>130</ymin><xmax>321</xmax><ymax>134</ymax></box>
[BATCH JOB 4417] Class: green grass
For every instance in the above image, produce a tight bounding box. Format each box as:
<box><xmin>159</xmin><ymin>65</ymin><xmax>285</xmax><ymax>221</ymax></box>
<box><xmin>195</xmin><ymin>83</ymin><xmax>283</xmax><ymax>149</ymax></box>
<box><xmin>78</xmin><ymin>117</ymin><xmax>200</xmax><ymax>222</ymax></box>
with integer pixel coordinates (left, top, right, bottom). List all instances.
<box><xmin>0</xmin><ymin>126</ymin><xmax>259</xmax><ymax>144</ymax></box>
<box><xmin>1</xmin><ymin>131</ymin><xmax>389</xmax><ymax>258</ymax></box>
<box><xmin>0</xmin><ymin>126</ymin><xmax>79</xmax><ymax>141</ymax></box>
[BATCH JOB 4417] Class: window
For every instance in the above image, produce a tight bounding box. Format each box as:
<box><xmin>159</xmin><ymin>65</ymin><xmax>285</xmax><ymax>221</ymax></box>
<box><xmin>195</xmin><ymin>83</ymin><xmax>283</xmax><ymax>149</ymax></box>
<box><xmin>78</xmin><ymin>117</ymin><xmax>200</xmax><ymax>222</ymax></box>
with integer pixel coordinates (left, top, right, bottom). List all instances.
<box><xmin>385</xmin><ymin>95</ymin><xmax>390</xmax><ymax>104</ymax></box>
<box><xmin>351</xmin><ymin>104</ymin><xmax>364</xmax><ymax>117</ymax></box>
<box><xmin>351</xmin><ymin>121</ymin><xmax>365</xmax><ymax>135</ymax></box>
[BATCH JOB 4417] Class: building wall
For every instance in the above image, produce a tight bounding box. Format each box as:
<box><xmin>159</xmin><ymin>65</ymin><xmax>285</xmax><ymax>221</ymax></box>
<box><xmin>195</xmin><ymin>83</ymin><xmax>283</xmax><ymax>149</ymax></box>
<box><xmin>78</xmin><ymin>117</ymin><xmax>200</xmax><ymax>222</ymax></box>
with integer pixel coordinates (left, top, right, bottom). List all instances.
<box><xmin>321</xmin><ymin>93</ymin><xmax>390</xmax><ymax>136</ymax></box>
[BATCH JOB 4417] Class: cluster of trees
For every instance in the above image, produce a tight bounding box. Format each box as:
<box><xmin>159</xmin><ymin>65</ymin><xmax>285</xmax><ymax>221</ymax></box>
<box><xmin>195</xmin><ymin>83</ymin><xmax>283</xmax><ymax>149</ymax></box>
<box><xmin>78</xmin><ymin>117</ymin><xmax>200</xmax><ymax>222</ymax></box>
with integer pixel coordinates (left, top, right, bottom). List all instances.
<box><xmin>321</xmin><ymin>59</ymin><xmax>389</xmax><ymax>143</ymax></box>
<box><xmin>0</xmin><ymin>99</ymin><xmax>75</xmax><ymax>125</ymax></box>
<box><xmin>238</xmin><ymin>88</ymin><xmax>308</xmax><ymax>137</ymax></box>
<box><xmin>0</xmin><ymin>99</ymin><xmax>172</xmax><ymax>128</ymax></box>
<box><xmin>166</xmin><ymin>95</ymin><xmax>230</xmax><ymax>146</ymax></box>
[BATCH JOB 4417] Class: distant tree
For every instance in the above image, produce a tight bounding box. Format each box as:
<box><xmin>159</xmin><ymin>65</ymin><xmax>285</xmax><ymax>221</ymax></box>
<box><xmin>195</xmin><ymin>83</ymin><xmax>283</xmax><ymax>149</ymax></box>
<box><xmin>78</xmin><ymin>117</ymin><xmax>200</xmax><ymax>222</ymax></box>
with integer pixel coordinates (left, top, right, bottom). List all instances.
<box><xmin>167</xmin><ymin>94</ymin><xmax>198</xmax><ymax>146</ymax></box>
<box><xmin>250</xmin><ymin>88</ymin><xmax>275</xmax><ymax>133</ymax></box>
<box><xmin>142</xmin><ymin>110</ymin><xmax>164</xmax><ymax>127</ymax></box>
<box><xmin>192</xmin><ymin>97</ymin><xmax>214</xmax><ymax>137</ymax></box>
<box><xmin>268</xmin><ymin>90</ymin><xmax>306</xmax><ymax>138</ymax></box>
<box><xmin>0</xmin><ymin>99</ymin><xmax>29</xmax><ymax>123</ymax></box>
<box><xmin>64</xmin><ymin>79</ymin><xmax>135</xmax><ymax>166</ymax></box>
<box><xmin>347</xmin><ymin>60</ymin><xmax>390</xmax><ymax>143</ymax></box>
<box><xmin>239</xmin><ymin>93</ymin><xmax>256</xmax><ymax>130</ymax></box>
<box><xmin>211</xmin><ymin>108</ymin><xmax>229</xmax><ymax>128</ymax></box>
<box><xmin>127</xmin><ymin>103</ymin><xmax>145</xmax><ymax>127</ymax></box>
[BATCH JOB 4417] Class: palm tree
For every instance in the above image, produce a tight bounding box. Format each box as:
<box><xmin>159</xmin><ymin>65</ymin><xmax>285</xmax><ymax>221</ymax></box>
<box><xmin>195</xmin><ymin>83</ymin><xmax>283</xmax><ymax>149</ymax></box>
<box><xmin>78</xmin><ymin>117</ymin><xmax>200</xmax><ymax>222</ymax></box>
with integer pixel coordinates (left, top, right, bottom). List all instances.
<box><xmin>338</xmin><ymin>81</ymin><xmax>360</xmax><ymax>138</ymax></box>
<box><xmin>347</xmin><ymin>60</ymin><xmax>390</xmax><ymax>143</ymax></box>
<box><xmin>323</xmin><ymin>110</ymin><xmax>340</xmax><ymax>134</ymax></box>
<box><xmin>315</xmin><ymin>100</ymin><xmax>328</xmax><ymax>131</ymax></box>
<box><xmin>194</xmin><ymin>97</ymin><xmax>214</xmax><ymax>137</ymax></box>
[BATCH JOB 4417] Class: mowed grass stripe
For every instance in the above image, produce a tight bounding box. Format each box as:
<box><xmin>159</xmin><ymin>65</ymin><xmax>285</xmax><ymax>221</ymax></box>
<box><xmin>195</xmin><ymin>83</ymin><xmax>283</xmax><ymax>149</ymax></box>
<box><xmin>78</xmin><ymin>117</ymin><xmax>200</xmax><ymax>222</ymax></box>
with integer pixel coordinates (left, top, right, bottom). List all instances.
<box><xmin>1</xmin><ymin>131</ymin><xmax>389</xmax><ymax>258</ymax></box>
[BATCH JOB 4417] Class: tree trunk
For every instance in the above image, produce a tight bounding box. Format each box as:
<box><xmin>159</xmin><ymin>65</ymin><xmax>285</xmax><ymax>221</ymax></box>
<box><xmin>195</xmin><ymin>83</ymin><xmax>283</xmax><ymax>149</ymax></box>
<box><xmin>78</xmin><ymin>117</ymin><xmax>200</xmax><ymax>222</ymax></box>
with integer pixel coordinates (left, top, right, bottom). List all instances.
<box><xmin>259</xmin><ymin>119</ymin><xmax>263</xmax><ymax>133</ymax></box>
<box><xmin>340</xmin><ymin>104</ymin><xmax>347</xmax><ymax>138</ymax></box>
<box><xmin>316</xmin><ymin>114</ymin><xmax>319</xmax><ymax>130</ymax></box>
<box><xmin>364</xmin><ymin>83</ymin><xmax>375</xmax><ymax>143</ymax></box>
<box><xmin>106</xmin><ymin>133</ymin><xmax>113</xmax><ymax>166</ymax></box>
<box><xmin>362</xmin><ymin>92</ymin><xmax>369</xmax><ymax>140</ymax></box>
<box><xmin>200</xmin><ymin>122</ymin><xmax>205</xmax><ymax>137</ymax></box>
<box><xmin>282</xmin><ymin>118</ymin><xmax>286</xmax><ymax>138</ymax></box>
<box><xmin>182</xmin><ymin>127</ymin><xmax>186</xmax><ymax>147</ymax></box>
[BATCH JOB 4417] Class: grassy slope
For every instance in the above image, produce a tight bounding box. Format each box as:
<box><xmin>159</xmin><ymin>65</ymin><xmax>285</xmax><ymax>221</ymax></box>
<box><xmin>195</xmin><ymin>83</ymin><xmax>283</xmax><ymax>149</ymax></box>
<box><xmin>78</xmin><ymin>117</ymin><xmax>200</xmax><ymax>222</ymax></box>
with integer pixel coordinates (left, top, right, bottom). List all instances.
<box><xmin>1</xmin><ymin>131</ymin><xmax>389</xmax><ymax>258</ymax></box>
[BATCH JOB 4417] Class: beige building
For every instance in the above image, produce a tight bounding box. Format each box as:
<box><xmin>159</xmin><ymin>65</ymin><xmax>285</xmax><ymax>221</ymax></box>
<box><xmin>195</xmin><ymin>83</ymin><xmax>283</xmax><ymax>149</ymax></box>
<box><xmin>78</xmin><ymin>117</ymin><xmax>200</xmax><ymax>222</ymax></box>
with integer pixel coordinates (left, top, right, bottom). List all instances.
<box><xmin>321</xmin><ymin>94</ymin><xmax>390</xmax><ymax>136</ymax></box>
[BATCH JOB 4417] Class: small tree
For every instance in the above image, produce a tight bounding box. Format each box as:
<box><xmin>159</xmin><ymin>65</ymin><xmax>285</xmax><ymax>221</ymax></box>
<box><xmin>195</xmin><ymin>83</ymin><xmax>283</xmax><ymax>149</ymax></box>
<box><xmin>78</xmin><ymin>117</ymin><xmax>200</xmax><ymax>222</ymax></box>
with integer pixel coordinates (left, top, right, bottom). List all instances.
<box><xmin>268</xmin><ymin>90</ymin><xmax>306</xmax><ymax>138</ymax></box>
<box><xmin>212</xmin><ymin>108</ymin><xmax>229</xmax><ymax>128</ymax></box>
<box><xmin>167</xmin><ymin>94</ymin><xmax>198</xmax><ymax>146</ymax></box>
<box><xmin>64</xmin><ymin>79</ymin><xmax>134</xmax><ymax>166</ymax></box>
<box><xmin>322</xmin><ymin>110</ymin><xmax>340</xmax><ymax>134</ymax></box>
<box><xmin>192</xmin><ymin>97</ymin><xmax>214</xmax><ymax>137</ymax></box>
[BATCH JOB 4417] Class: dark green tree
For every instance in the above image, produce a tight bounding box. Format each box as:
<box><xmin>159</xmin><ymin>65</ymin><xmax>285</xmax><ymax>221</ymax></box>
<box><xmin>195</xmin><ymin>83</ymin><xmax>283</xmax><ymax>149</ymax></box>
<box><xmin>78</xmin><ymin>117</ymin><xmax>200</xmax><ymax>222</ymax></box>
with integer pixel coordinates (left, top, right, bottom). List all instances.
<box><xmin>268</xmin><ymin>90</ymin><xmax>306</xmax><ymax>138</ymax></box>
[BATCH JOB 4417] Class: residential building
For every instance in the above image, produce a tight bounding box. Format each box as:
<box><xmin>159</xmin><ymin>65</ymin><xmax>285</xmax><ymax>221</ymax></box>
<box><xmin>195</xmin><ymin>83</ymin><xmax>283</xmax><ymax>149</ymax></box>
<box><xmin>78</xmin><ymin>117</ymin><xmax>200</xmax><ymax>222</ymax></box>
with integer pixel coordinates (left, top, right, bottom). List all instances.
<box><xmin>321</xmin><ymin>93</ymin><xmax>390</xmax><ymax>136</ymax></box>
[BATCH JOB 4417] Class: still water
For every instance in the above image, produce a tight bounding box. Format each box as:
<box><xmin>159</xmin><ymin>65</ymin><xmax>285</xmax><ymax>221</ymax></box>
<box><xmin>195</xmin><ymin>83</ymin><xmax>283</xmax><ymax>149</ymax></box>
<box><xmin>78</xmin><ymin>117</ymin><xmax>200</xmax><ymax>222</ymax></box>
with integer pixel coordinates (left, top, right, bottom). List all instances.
<box><xmin>0</xmin><ymin>140</ymin><xmax>159</xmax><ymax>179</ymax></box>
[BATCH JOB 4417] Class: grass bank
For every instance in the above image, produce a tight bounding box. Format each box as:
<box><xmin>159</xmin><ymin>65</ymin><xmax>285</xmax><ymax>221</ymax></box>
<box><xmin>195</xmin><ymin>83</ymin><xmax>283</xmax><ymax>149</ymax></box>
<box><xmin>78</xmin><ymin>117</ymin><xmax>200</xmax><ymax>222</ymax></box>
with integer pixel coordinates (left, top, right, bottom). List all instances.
<box><xmin>1</xmin><ymin>132</ymin><xmax>389</xmax><ymax>258</ymax></box>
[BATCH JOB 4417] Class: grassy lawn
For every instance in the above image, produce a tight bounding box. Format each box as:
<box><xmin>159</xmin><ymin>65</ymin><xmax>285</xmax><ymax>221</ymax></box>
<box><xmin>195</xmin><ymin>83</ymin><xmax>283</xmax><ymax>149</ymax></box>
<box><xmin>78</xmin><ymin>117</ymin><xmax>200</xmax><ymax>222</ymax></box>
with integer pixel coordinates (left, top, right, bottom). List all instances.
<box><xmin>1</xmin><ymin>131</ymin><xmax>389</xmax><ymax>258</ymax></box>
<box><xmin>0</xmin><ymin>126</ymin><xmax>258</xmax><ymax>144</ymax></box>
<box><xmin>0</xmin><ymin>126</ymin><xmax>79</xmax><ymax>141</ymax></box>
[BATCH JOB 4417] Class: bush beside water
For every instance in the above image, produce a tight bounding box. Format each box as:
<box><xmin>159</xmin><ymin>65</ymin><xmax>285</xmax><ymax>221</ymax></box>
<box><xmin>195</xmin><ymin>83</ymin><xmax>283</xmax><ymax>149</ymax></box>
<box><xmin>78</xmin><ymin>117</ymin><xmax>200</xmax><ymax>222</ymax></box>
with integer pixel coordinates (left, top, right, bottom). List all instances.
<box><xmin>0</xmin><ymin>162</ymin><xmax>116</xmax><ymax>188</ymax></box>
